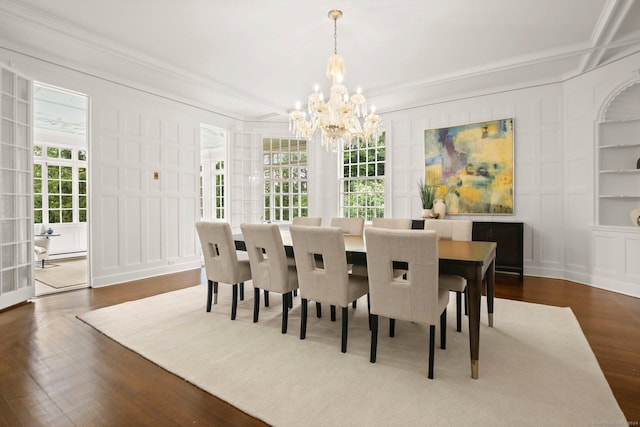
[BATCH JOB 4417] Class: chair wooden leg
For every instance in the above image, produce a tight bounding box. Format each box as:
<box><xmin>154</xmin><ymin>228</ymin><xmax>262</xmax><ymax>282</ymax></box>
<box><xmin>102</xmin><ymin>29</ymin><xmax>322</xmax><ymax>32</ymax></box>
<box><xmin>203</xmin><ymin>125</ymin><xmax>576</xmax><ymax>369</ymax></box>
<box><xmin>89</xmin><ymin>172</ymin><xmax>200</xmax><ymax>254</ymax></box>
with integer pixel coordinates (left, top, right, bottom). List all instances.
<box><xmin>300</xmin><ymin>298</ymin><xmax>308</xmax><ymax>339</ymax></box>
<box><xmin>253</xmin><ymin>288</ymin><xmax>260</xmax><ymax>323</ymax></box>
<box><xmin>367</xmin><ymin>293</ymin><xmax>371</xmax><ymax>331</ymax></box>
<box><xmin>330</xmin><ymin>305</ymin><xmax>336</xmax><ymax>322</ymax></box>
<box><xmin>456</xmin><ymin>292</ymin><xmax>462</xmax><ymax>332</ymax></box>
<box><xmin>206</xmin><ymin>280</ymin><xmax>213</xmax><ymax>312</ymax></box>
<box><xmin>288</xmin><ymin>291</ymin><xmax>293</xmax><ymax>309</ymax></box>
<box><xmin>293</xmin><ymin>289</ymin><xmax>297</xmax><ymax>297</ymax></box>
<box><xmin>41</xmin><ymin>259</ymin><xmax>45</xmax><ymax>268</ymax></box>
<box><xmin>352</xmin><ymin>300</ymin><xmax>357</xmax><ymax>308</ymax></box>
<box><xmin>264</xmin><ymin>290</ymin><xmax>270</xmax><ymax>307</ymax></box>
<box><xmin>213</xmin><ymin>281</ymin><xmax>219</xmax><ymax>304</ymax></box>
<box><xmin>389</xmin><ymin>318</ymin><xmax>395</xmax><ymax>337</ymax></box>
<box><xmin>281</xmin><ymin>293</ymin><xmax>289</xmax><ymax>334</ymax></box>
<box><xmin>231</xmin><ymin>284</ymin><xmax>238</xmax><ymax>320</ymax></box>
<box><xmin>428</xmin><ymin>325</ymin><xmax>435</xmax><ymax>379</ymax></box>
<box><xmin>341</xmin><ymin>307</ymin><xmax>349</xmax><ymax>353</ymax></box>
<box><xmin>239</xmin><ymin>282</ymin><xmax>245</xmax><ymax>301</ymax></box>
<box><xmin>370</xmin><ymin>314</ymin><xmax>379</xmax><ymax>363</ymax></box>
<box><xmin>440</xmin><ymin>309</ymin><xmax>447</xmax><ymax>349</ymax></box>
<box><xmin>316</xmin><ymin>302</ymin><xmax>322</xmax><ymax>318</ymax></box>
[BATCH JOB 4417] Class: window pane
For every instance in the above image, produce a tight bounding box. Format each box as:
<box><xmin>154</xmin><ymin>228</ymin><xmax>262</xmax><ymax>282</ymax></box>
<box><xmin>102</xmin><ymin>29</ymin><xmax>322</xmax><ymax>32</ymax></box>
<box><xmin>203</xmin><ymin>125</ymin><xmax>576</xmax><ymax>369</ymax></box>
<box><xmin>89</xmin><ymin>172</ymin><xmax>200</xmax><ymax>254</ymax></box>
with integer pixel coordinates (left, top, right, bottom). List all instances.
<box><xmin>34</xmin><ymin>195</ymin><xmax>42</xmax><ymax>208</ymax></box>
<box><xmin>61</xmin><ymin>166</ymin><xmax>72</xmax><ymax>179</ymax></box>
<box><xmin>78</xmin><ymin>167</ymin><xmax>86</xmax><ymax>180</ymax></box>
<box><xmin>47</xmin><ymin>147</ymin><xmax>59</xmax><ymax>158</ymax></box>
<box><xmin>49</xmin><ymin>195</ymin><xmax>60</xmax><ymax>208</ymax></box>
<box><xmin>48</xmin><ymin>166</ymin><xmax>59</xmax><ymax>179</ymax></box>
<box><xmin>61</xmin><ymin>210</ymin><xmax>73</xmax><ymax>222</ymax></box>
<box><xmin>49</xmin><ymin>210</ymin><xmax>60</xmax><ymax>223</ymax></box>
<box><xmin>78</xmin><ymin>150</ymin><xmax>86</xmax><ymax>161</ymax></box>
<box><xmin>61</xmin><ymin>181</ymin><xmax>72</xmax><ymax>194</ymax></box>
<box><xmin>79</xmin><ymin>210</ymin><xmax>86</xmax><ymax>222</ymax></box>
<box><xmin>61</xmin><ymin>149</ymin><xmax>72</xmax><ymax>159</ymax></box>
<box><xmin>79</xmin><ymin>196</ymin><xmax>86</xmax><ymax>209</ymax></box>
<box><xmin>34</xmin><ymin>164</ymin><xmax>41</xmax><ymax>178</ymax></box>
<box><xmin>61</xmin><ymin>196</ymin><xmax>73</xmax><ymax>208</ymax></box>
<box><xmin>48</xmin><ymin>181</ymin><xmax>60</xmax><ymax>193</ymax></box>
<box><xmin>34</xmin><ymin>145</ymin><xmax>42</xmax><ymax>157</ymax></box>
<box><xmin>34</xmin><ymin>210</ymin><xmax>42</xmax><ymax>223</ymax></box>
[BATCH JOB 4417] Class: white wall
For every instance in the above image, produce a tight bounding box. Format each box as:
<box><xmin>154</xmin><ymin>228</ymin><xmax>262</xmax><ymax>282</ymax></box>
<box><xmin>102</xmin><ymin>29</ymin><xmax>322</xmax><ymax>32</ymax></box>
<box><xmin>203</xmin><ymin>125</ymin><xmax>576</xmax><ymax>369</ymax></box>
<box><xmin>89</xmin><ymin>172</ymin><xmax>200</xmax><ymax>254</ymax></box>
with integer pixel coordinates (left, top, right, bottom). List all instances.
<box><xmin>564</xmin><ymin>53</ymin><xmax>640</xmax><ymax>297</ymax></box>
<box><xmin>1</xmin><ymin>47</ymin><xmax>245</xmax><ymax>287</ymax></box>
<box><xmin>3</xmin><ymin>45</ymin><xmax>639</xmax><ymax>296</ymax></box>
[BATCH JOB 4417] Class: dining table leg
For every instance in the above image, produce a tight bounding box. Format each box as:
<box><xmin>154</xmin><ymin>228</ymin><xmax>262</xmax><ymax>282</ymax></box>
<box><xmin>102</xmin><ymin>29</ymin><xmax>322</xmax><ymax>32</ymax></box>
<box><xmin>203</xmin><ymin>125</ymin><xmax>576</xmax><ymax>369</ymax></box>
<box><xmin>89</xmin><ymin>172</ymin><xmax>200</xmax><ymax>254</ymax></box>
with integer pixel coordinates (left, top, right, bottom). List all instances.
<box><xmin>467</xmin><ymin>264</ymin><xmax>482</xmax><ymax>379</ymax></box>
<box><xmin>486</xmin><ymin>259</ymin><xmax>495</xmax><ymax>327</ymax></box>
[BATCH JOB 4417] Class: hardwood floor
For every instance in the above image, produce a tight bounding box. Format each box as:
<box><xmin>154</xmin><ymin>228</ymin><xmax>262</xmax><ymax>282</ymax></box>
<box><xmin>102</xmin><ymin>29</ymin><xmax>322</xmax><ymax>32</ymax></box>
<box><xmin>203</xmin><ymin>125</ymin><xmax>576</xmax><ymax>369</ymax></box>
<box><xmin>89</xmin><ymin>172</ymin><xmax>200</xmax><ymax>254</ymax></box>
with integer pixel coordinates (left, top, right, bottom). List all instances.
<box><xmin>0</xmin><ymin>271</ymin><xmax>638</xmax><ymax>426</ymax></box>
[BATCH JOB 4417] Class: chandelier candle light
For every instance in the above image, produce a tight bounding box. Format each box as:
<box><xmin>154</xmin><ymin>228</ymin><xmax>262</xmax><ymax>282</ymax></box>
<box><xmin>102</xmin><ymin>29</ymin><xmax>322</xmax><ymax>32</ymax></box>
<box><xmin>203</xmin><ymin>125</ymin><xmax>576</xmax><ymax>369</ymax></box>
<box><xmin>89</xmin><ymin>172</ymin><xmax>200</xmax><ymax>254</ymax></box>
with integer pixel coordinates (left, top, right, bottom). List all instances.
<box><xmin>289</xmin><ymin>9</ymin><xmax>381</xmax><ymax>151</ymax></box>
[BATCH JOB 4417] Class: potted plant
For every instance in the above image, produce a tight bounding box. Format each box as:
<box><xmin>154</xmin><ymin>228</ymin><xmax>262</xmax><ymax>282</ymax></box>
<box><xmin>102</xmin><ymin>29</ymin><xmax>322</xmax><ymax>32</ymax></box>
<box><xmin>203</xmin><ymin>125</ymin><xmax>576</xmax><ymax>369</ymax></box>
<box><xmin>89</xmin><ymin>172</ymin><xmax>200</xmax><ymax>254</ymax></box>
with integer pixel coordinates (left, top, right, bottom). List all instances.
<box><xmin>417</xmin><ymin>179</ymin><xmax>436</xmax><ymax>218</ymax></box>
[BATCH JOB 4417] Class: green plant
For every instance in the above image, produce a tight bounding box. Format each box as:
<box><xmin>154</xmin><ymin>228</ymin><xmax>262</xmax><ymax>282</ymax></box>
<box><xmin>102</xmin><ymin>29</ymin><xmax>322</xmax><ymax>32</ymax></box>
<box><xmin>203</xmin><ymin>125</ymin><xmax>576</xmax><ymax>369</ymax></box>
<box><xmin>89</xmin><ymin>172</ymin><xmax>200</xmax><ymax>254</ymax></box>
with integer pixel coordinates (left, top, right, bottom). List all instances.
<box><xmin>417</xmin><ymin>179</ymin><xmax>436</xmax><ymax>209</ymax></box>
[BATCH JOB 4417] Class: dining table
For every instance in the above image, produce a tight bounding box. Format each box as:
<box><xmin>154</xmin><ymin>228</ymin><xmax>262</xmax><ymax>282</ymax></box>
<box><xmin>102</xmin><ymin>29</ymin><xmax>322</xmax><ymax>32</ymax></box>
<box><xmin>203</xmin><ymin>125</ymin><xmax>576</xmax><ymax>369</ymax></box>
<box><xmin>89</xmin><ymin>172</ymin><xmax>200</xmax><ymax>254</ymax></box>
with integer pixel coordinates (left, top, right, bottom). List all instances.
<box><xmin>234</xmin><ymin>229</ymin><xmax>497</xmax><ymax>379</ymax></box>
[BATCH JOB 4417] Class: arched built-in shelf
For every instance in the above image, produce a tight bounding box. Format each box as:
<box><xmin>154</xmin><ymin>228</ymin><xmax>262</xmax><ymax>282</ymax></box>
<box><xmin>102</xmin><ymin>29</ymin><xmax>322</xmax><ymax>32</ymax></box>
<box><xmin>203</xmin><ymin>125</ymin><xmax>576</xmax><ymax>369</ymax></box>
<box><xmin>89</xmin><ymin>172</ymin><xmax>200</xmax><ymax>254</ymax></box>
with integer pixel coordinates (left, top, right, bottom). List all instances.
<box><xmin>597</xmin><ymin>81</ymin><xmax>640</xmax><ymax>227</ymax></box>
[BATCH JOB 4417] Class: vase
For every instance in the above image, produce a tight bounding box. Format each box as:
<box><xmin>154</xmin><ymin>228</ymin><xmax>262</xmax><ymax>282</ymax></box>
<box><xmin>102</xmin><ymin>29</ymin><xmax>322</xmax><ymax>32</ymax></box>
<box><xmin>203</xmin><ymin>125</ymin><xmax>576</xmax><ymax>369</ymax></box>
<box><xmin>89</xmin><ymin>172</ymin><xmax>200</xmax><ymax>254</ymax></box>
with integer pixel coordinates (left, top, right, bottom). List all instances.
<box><xmin>433</xmin><ymin>199</ymin><xmax>446</xmax><ymax>219</ymax></box>
<box><xmin>422</xmin><ymin>209</ymin><xmax>433</xmax><ymax>219</ymax></box>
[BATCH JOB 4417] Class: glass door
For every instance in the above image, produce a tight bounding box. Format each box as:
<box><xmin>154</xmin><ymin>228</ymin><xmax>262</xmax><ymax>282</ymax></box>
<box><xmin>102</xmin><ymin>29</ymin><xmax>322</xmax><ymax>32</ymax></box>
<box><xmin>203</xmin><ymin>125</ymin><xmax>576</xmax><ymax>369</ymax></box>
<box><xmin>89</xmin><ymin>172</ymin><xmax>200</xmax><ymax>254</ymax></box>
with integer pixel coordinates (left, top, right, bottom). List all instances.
<box><xmin>0</xmin><ymin>65</ymin><xmax>34</xmax><ymax>310</ymax></box>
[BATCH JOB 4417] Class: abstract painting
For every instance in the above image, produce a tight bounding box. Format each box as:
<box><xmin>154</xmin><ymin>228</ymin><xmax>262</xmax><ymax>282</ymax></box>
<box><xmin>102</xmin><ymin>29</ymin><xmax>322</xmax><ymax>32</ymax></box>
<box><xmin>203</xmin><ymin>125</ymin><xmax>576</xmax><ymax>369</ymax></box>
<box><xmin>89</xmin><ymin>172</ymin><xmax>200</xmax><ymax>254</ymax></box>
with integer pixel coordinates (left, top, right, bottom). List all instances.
<box><xmin>423</xmin><ymin>118</ymin><xmax>514</xmax><ymax>214</ymax></box>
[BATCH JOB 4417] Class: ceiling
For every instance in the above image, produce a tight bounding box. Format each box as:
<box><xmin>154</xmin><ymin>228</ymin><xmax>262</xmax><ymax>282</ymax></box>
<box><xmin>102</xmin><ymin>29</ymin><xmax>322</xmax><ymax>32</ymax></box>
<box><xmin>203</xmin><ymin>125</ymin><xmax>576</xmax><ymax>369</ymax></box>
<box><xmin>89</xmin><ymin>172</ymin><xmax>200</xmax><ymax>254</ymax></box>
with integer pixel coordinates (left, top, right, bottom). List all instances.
<box><xmin>1</xmin><ymin>0</ymin><xmax>640</xmax><ymax>122</ymax></box>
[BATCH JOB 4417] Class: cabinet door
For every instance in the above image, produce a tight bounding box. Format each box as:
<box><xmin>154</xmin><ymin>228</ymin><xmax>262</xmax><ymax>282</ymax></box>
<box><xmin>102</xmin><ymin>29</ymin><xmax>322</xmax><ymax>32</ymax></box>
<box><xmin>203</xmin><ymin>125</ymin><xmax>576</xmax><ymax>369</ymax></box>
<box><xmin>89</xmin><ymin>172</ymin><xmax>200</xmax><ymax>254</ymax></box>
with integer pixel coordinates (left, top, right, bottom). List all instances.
<box><xmin>472</xmin><ymin>222</ymin><xmax>523</xmax><ymax>278</ymax></box>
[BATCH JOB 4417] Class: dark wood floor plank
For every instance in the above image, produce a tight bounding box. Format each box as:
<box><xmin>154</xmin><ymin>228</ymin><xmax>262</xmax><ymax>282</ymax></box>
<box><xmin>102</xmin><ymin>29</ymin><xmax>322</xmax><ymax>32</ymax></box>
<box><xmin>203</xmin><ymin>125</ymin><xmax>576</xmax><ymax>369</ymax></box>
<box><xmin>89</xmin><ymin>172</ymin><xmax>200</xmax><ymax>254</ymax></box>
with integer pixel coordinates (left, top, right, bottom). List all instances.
<box><xmin>0</xmin><ymin>269</ymin><xmax>638</xmax><ymax>426</ymax></box>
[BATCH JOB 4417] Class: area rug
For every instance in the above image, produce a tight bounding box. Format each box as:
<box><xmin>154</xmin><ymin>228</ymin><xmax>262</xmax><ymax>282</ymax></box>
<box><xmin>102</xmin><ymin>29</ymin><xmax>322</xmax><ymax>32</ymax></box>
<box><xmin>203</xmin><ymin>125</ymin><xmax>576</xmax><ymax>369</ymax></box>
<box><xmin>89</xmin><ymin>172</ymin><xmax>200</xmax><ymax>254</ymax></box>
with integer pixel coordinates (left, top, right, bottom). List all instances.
<box><xmin>36</xmin><ymin>258</ymin><xmax>86</xmax><ymax>288</ymax></box>
<box><xmin>78</xmin><ymin>285</ymin><xmax>626</xmax><ymax>426</ymax></box>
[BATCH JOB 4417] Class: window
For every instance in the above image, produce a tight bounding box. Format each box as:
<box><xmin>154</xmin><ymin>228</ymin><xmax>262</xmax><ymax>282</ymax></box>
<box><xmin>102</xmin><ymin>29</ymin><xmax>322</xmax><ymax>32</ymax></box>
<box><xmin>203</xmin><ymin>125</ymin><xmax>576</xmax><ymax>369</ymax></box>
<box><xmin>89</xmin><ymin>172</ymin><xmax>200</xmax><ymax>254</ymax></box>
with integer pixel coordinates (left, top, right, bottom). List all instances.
<box><xmin>200</xmin><ymin>125</ymin><xmax>227</xmax><ymax>220</ymax></box>
<box><xmin>263</xmin><ymin>138</ymin><xmax>308</xmax><ymax>222</ymax></box>
<box><xmin>339</xmin><ymin>133</ymin><xmax>386</xmax><ymax>220</ymax></box>
<box><xmin>33</xmin><ymin>144</ymin><xmax>88</xmax><ymax>224</ymax></box>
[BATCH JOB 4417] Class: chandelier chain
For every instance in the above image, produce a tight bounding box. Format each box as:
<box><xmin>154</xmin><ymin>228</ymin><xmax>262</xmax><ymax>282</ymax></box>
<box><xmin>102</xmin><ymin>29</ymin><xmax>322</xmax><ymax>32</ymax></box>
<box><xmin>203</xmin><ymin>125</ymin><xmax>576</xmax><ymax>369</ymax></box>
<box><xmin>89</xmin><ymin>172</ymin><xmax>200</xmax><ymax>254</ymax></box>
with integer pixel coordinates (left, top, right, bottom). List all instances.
<box><xmin>333</xmin><ymin>14</ymin><xmax>338</xmax><ymax>55</ymax></box>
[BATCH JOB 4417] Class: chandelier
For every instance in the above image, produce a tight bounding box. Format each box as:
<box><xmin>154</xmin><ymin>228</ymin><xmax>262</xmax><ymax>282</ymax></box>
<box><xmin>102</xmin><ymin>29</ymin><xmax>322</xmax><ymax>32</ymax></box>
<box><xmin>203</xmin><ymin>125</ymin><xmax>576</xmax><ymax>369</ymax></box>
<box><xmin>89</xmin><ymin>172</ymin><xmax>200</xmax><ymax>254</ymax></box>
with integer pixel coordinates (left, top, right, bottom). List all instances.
<box><xmin>288</xmin><ymin>9</ymin><xmax>381</xmax><ymax>151</ymax></box>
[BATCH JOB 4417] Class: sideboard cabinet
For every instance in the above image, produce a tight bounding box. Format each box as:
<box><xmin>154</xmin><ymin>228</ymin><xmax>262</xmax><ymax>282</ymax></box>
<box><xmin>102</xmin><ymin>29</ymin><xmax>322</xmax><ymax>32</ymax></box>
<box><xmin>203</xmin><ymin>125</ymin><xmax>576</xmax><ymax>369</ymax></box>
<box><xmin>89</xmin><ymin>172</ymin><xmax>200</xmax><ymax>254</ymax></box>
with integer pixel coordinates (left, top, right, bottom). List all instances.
<box><xmin>472</xmin><ymin>221</ymin><xmax>524</xmax><ymax>279</ymax></box>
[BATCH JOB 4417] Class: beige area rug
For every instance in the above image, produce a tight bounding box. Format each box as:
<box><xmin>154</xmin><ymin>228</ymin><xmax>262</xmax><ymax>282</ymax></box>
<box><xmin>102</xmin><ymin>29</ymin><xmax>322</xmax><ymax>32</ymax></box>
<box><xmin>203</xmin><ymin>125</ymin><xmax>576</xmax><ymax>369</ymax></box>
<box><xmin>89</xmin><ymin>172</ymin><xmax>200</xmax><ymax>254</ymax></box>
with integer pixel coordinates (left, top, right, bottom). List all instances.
<box><xmin>78</xmin><ymin>285</ymin><xmax>625</xmax><ymax>426</ymax></box>
<box><xmin>36</xmin><ymin>258</ymin><xmax>87</xmax><ymax>288</ymax></box>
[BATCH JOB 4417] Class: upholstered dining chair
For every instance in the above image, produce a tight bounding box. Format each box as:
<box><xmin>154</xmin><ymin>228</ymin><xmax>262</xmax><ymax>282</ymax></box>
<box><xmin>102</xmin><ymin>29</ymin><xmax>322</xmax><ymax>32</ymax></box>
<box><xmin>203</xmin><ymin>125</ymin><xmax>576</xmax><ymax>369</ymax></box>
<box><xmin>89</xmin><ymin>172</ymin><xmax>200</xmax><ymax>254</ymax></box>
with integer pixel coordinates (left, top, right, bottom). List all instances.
<box><xmin>292</xmin><ymin>216</ymin><xmax>322</xmax><ymax>226</ymax></box>
<box><xmin>351</xmin><ymin>217</ymin><xmax>413</xmax><ymax>279</ymax></box>
<box><xmin>330</xmin><ymin>217</ymin><xmax>365</xmax><ymax>236</ymax></box>
<box><xmin>371</xmin><ymin>217</ymin><xmax>412</xmax><ymax>230</ymax></box>
<box><xmin>33</xmin><ymin>236</ymin><xmax>51</xmax><ymax>268</ymax></box>
<box><xmin>290</xmin><ymin>225</ymin><xmax>369</xmax><ymax>353</ymax></box>
<box><xmin>365</xmin><ymin>227</ymin><xmax>449</xmax><ymax>379</ymax></box>
<box><xmin>196</xmin><ymin>221</ymin><xmax>252</xmax><ymax>320</ymax></box>
<box><xmin>241</xmin><ymin>223</ymin><xmax>299</xmax><ymax>334</ymax></box>
<box><xmin>424</xmin><ymin>219</ymin><xmax>472</xmax><ymax>332</ymax></box>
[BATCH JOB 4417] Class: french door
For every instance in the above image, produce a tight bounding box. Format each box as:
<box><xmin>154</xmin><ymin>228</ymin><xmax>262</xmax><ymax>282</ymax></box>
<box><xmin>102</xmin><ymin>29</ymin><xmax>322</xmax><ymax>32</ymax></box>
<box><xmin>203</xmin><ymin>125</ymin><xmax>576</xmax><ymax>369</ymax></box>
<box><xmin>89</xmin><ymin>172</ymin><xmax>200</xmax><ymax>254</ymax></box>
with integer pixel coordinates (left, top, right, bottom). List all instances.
<box><xmin>0</xmin><ymin>64</ymin><xmax>34</xmax><ymax>310</ymax></box>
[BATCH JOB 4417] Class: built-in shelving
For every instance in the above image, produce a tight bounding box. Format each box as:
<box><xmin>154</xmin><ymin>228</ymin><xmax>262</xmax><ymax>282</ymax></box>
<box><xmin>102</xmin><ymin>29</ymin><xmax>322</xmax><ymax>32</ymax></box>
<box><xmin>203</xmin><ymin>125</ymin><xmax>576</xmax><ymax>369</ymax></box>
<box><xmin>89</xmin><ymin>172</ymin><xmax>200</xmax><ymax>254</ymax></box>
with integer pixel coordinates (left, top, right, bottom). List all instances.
<box><xmin>597</xmin><ymin>99</ymin><xmax>640</xmax><ymax>227</ymax></box>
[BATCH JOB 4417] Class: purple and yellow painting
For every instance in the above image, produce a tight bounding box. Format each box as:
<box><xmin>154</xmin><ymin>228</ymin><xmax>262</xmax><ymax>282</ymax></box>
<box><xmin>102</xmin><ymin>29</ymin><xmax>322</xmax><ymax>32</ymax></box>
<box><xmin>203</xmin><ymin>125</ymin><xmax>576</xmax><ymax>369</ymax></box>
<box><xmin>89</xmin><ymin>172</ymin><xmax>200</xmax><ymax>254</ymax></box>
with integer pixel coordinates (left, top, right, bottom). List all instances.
<box><xmin>424</xmin><ymin>118</ymin><xmax>514</xmax><ymax>214</ymax></box>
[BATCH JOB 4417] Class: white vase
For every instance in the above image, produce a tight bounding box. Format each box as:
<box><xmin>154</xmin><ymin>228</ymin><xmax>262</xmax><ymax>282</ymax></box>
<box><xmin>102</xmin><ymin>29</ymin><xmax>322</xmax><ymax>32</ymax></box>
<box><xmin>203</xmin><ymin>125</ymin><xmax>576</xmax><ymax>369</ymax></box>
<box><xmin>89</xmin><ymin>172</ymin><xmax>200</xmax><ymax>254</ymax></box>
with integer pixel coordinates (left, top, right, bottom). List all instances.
<box><xmin>433</xmin><ymin>199</ymin><xmax>446</xmax><ymax>219</ymax></box>
<box><xmin>422</xmin><ymin>209</ymin><xmax>433</xmax><ymax>219</ymax></box>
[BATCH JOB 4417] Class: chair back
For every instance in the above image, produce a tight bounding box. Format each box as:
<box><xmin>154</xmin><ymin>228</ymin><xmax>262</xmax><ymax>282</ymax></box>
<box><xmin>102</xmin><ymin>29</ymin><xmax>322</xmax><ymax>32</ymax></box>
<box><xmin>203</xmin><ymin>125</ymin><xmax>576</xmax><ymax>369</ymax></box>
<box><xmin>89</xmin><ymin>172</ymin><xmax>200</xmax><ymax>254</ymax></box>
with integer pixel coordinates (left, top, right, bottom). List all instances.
<box><xmin>290</xmin><ymin>225</ymin><xmax>351</xmax><ymax>306</ymax></box>
<box><xmin>423</xmin><ymin>219</ymin><xmax>472</xmax><ymax>241</ymax></box>
<box><xmin>371</xmin><ymin>218</ymin><xmax>412</xmax><ymax>229</ymax></box>
<box><xmin>292</xmin><ymin>216</ymin><xmax>322</xmax><ymax>226</ymax></box>
<box><xmin>365</xmin><ymin>228</ymin><xmax>441</xmax><ymax>324</ymax></box>
<box><xmin>241</xmin><ymin>223</ymin><xmax>295</xmax><ymax>293</ymax></box>
<box><xmin>33</xmin><ymin>237</ymin><xmax>51</xmax><ymax>261</ymax></box>
<box><xmin>196</xmin><ymin>221</ymin><xmax>243</xmax><ymax>284</ymax></box>
<box><xmin>330</xmin><ymin>217</ymin><xmax>365</xmax><ymax>236</ymax></box>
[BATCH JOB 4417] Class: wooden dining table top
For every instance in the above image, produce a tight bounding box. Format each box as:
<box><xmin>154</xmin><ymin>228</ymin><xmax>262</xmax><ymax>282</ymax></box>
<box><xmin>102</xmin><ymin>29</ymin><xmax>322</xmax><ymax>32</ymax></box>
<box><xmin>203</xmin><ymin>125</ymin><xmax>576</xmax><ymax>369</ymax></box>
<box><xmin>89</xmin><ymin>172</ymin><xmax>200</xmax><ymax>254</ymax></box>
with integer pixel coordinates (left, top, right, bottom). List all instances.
<box><xmin>239</xmin><ymin>229</ymin><xmax>496</xmax><ymax>264</ymax></box>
